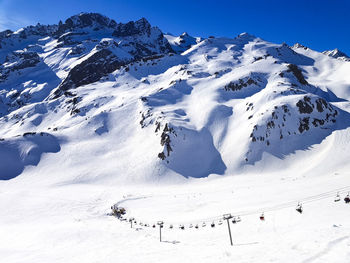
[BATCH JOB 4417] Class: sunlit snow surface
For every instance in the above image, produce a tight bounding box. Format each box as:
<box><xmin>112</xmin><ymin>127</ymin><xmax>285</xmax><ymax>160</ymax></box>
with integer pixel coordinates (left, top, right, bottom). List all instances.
<box><xmin>1</xmin><ymin>17</ymin><xmax>350</xmax><ymax>262</ymax></box>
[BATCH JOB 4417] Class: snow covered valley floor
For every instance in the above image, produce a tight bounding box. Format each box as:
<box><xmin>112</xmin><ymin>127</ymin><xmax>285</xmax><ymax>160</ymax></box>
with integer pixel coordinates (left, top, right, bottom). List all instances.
<box><xmin>1</xmin><ymin>170</ymin><xmax>350</xmax><ymax>263</ymax></box>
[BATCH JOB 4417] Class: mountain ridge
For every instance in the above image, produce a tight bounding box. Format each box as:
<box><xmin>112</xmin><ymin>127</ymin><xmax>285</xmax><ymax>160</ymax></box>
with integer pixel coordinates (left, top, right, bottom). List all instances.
<box><xmin>0</xmin><ymin>13</ymin><xmax>350</xmax><ymax>181</ymax></box>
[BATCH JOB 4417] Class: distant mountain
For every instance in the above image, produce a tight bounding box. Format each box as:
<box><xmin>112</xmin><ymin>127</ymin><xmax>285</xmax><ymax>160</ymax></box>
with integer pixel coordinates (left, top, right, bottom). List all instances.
<box><xmin>322</xmin><ymin>48</ymin><xmax>350</xmax><ymax>61</ymax></box>
<box><xmin>1</xmin><ymin>13</ymin><xmax>350</xmax><ymax>180</ymax></box>
<box><xmin>164</xmin><ymin>32</ymin><xmax>199</xmax><ymax>53</ymax></box>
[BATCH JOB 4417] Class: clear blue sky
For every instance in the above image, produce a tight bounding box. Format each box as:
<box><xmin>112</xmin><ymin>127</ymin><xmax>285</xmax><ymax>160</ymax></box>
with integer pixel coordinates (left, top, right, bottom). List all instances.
<box><xmin>0</xmin><ymin>0</ymin><xmax>349</xmax><ymax>54</ymax></box>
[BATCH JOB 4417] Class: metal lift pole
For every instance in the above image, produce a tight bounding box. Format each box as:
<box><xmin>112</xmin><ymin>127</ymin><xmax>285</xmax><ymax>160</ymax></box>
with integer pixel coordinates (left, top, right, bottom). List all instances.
<box><xmin>223</xmin><ymin>214</ymin><xmax>233</xmax><ymax>246</ymax></box>
<box><xmin>157</xmin><ymin>221</ymin><xmax>164</xmax><ymax>242</ymax></box>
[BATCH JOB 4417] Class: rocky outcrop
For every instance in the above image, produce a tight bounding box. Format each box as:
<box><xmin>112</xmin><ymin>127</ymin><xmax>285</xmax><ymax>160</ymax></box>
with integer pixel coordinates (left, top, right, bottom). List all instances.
<box><xmin>249</xmin><ymin>96</ymin><xmax>338</xmax><ymax>149</ymax></box>
<box><xmin>55</xmin><ymin>48</ymin><xmax>126</xmax><ymax>96</ymax></box>
<box><xmin>323</xmin><ymin>48</ymin><xmax>350</xmax><ymax>61</ymax></box>
<box><xmin>112</xmin><ymin>18</ymin><xmax>151</xmax><ymax>37</ymax></box>
<box><xmin>55</xmin><ymin>13</ymin><xmax>117</xmax><ymax>36</ymax></box>
<box><xmin>0</xmin><ymin>50</ymin><xmax>40</xmax><ymax>82</ymax></box>
<box><xmin>224</xmin><ymin>73</ymin><xmax>264</xmax><ymax>92</ymax></box>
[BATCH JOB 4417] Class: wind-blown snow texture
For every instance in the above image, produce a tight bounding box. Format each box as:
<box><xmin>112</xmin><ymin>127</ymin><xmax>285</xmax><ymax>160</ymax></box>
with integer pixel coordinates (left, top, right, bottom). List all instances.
<box><xmin>1</xmin><ymin>13</ymin><xmax>350</xmax><ymax>263</ymax></box>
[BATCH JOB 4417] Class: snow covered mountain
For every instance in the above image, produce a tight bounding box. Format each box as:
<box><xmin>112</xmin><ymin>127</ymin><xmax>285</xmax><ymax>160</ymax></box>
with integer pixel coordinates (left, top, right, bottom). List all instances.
<box><xmin>1</xmin><ymin>13</ymin><xmax>350</xmax><ymax>263</ymax></box>
<box><xmin>1</xmin><ymin>13</ymin><xmax>350</xmax><ymax>181</ymax></box>
<box><xmin>322</xmin><ymin>48</ymin><xmax>350</xmax><ymax>61</ymax></box>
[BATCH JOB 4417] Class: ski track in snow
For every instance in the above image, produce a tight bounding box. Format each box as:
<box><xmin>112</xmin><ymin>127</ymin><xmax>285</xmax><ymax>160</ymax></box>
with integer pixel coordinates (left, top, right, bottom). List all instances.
<box><xmin>302</xmin><ymin>236</ymin><xmax>349</xmax><ymax>263</ymax></box>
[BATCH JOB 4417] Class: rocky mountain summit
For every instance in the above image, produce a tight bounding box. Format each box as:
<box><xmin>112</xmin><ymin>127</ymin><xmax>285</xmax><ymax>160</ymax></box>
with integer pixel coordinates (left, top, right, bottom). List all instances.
<box><xmin>322</xmin><ymin>48</ymin><xmax>350</xmax><ymax>61</ymax></box>
<box><xmin>0</xmin><ymin>13</ymin><xmax>350</xmax><ymax>180</ymax></box>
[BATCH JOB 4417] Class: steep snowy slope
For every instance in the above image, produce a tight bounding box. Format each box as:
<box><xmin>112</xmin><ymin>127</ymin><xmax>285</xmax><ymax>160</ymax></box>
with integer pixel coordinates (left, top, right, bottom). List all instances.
<box><xmin>322</xmin><ymin>48</ymin><xmax>350</xmax><ymax>61</ymax></box>
<box><xmin>1</xmin><ymin>13</ymin><xmax>350</xmax><ymax>263</ymax></box>
<box><xmin>164</xmin><ymin>32</ymin><xmax>198</xmax><ymax>53</ymax></box>
<box><xmin>0</xmin><ymin>14</ymin><xmax>350</xmax><ymax>181</ymax></box>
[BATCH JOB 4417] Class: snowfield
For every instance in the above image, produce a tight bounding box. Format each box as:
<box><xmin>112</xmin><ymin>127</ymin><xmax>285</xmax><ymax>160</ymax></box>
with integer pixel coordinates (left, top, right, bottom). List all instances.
<box><xmin>0</xmin><ymin>13</ymin><xmax>350</xmax><ymax>262</ymax></box>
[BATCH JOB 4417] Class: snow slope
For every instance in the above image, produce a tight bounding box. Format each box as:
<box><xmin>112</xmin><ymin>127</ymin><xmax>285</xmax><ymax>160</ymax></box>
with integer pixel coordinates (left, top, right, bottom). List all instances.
<box><xmin>0</xmin><ymin>13</ymin><xmax>350</xmax><ymax>263</ymax></box>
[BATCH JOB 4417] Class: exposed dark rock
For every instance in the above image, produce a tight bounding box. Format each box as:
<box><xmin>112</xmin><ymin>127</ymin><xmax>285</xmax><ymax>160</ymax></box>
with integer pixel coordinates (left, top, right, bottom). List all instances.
<box><xmin>139</xmin><ymin>109</ymin><xmax>152</xmax><ymax>128</ymax></box>
<box><xmin>312</xmin><ymin>118</ymin><xmax>325</xmax><ymax>127</ymax></box>
<box><xmin>158</xmin><ymin>152</ymin><xmax>166</xmax><ymax>160</ymax></box>
<box><xmin>155</xmin><ymin>121</ymin><xmax>161</xmax><ymax>132</ymax></box>
<box><xmin>286</xmin><ymin>64</ymin><xmax>308</xmax><ymax>85</ymax></box>
<box><xmin>298</xmin><ymin>117</ymin><xmax>310</xmax><ymax>133</ymax></box>
<box><xmin>57</xmin><ymin>32</ymin><xmax>86</xmax><ymax>47</ymax></box>
<box><xmin>23</xmin><ymin>132</ymin><xmax>36</xmax><ymax>137</ymax></box>
<box><xmin>55</xmin><ymin>49</ymin><xmax>126</xmax><ymax>96</ymax></box>
<box><xmin>0</xmin><ymin>51</ymin><xmax>41</xmax><ymax>82</ymax></box>
<box><xmin>70</xmin><ymin>44</ymin><xmax>86</xmax><ymax>55</ymax></box>
<box><xmin>141</xmin><ymin>54</ymin><xmax>164</xmax><ymax>63</ymax></box>
<box><xmin>55</xmin><ymin>13</ymin><xmax>117</xmax><ymax>36</ymax></box>
<box><xmin>64</xmin><ymin>91</ymin><xmax>76</xmax><ymax>97</ymax></box>
<box><xmin>224</xmin><ymin>77</ymin><xmax>258</xmax><ymax>91</ymax></box>
<box><xmin>113</xmin><ymin>18</ymin><xmax>151</xmax><ymax>37</ymax></box>
<box><xmin>315</xmin><ymin>98</ymin><xmax>329</xmax><ymax>113</ymax></box>
<box><xmin>159</xmin><ymin>123</ymin><xmax>173</xmax><ymax>157</ymax></box>
<box><xmin>70</xmin><ymin>108</ymin><xmax>80</xmax><ymax>115</ymax></box>
<box><xmin>296</xmin><ymin>96</ymin><xmax>313</xmax><ymax>114</ymax></box>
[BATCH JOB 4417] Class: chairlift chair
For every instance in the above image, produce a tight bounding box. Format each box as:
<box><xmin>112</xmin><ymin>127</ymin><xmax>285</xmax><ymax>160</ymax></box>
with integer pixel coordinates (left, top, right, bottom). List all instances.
<box><xmin>260</xmin><ymin>213</ymin><xmax>265</xmax><ymax>221</ymax></box>
<box><xmin>344</xmin><ymin>193</ymin><xmax>350</xmax><ymax>203</ymax></box>
<box><xmin>211</xmin><ymin>222</ymin><xmax>215</xmax><ymax>228</ymax></box>
<box><xmin>296</xmin><ymin>203</ymin><xmax>303</xmax><ymax>214</ymax></box>
<box><xmin>202</xmin><ymin>222</ymin><xmax>206</xmax><ymax>227</ymax></box>
<box><xmin>195</xmin><ymin>224</ymin><xmax>199</xmax><ymax>229</ymax></box>
<box><xmin>334</xmin><ymin>193</ymin><xmax>341</xmax><ymax>202</ymax></box>
<box><xmin>189</xmin><ymin>224</ymin><xmax>193</xmax><ymax>228</ymax></box>
<box><xmin>236</xmin><ymin>216</ymin><xmax>241</xmax><ymax>222</ymax></box>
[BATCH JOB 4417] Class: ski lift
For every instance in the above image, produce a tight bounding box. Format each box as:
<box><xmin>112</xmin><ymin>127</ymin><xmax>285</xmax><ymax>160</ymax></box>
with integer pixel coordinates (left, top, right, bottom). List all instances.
<box><xmin>334</xmin><ymin>192</ymin><xmax>341</xmax><ymax>202</ymax></box>
<box><xmin>260</xmin><ymin>213</ymin><xmax>265</xmax><ymax>221</ymax></box>
<box><xmin>169</xmin><ymin>224</ymin><xmax>173</xmax><ymax>229</ymax></box>
<box><xmin>218</xmin><ymin>220</ymin><xmax>223</xmax><ymax>225</ymax></box>
<box><xmin>232</xmin><ymin>217</ymin><xmax>237</xmax><ymax>224</ymax></box>
<box><xmin>189</xmin><ymin>224</ymin><xmax>193</xmax><ymax>228</ymax></box>
<box><xmin>236</xmin><ymin>216</ymin><xmax>241</xmax><ymax>222</ymax></box>
<box><xmin>296</xmin><ymin>203</ymin><xmax>303</xmax><ymax>214</ymax></box>
<box><xmin>202</xmin><ymin>222</ymin><xmax>206</xmax><ymax>227</ymax></box>
<box><xmin>195</xmin><ymin>224</ymin><xmax>199</xmax><ymax>229</ymax></box>
<box><xmin>211</xmin><ymin>222</ymin><xmax>215</xmax><ymax>228</ymax></box>
<box><xmin>344</xmin><ymin>193</ymin><xmax>350</xmax><ymax>203</ymax></box>
<box><xmin>180</xmin><ymin>225</ymin><xmax>185</xmax><ymax>230</ymax></box>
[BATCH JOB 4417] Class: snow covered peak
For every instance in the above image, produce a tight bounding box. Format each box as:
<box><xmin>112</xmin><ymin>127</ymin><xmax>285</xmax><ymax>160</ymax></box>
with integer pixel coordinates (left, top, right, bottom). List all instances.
<box><xmin>112</xmin><ymin>17</ymin><xmax>152</xmax><ymax>37</ymax></box>
<box><xmin>236</xmin><ymin>32</ymin><xmax>257</xmax><ymax>41</ymax></box>
<box><xmin>292</xmin><ymin>43</ymin><xmax>309</xmax><ymax>50</ymax></box>
<box><xmin>164</xmin><ymin>32</ymin><xmax>197</xmax><ymax>53</ymax></box>
<box><xmin>61</xmin><ymin>12</ymin><xmax>117</xmax><ymax>30</ymax></box>
<box><xmin>1</xmin><ymin>14</ymin><xmax>350</xmax><ymax>181</ymax></box>
<box><xmin>134</xmin><ymin>17</ymin><xmax>151</xmax><ymax>32</ymax></box>
<box><xmin>322</xmin><ymin>48</ymin><xmax>349</xmax><ymax>61</ymax></box>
